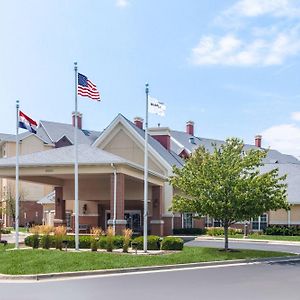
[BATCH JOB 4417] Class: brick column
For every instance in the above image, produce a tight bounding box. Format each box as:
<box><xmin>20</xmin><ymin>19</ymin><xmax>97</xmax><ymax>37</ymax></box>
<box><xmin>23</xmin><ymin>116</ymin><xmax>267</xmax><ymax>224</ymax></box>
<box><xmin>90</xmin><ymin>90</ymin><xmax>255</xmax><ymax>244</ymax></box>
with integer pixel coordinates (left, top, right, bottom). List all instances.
<box><xmin>109</xmin><ymin>173</ymin><xmax>126</xmax><ymax>234</ymax></box>
<box><xmin>150</xmin><ymin>186</ymin><xmax>164</xmax><ymax>236</ymax></box>
<box><xmin>54</xmin><ymin>186</ymin><xmax>66</xmax><ymax>226</ymax></box>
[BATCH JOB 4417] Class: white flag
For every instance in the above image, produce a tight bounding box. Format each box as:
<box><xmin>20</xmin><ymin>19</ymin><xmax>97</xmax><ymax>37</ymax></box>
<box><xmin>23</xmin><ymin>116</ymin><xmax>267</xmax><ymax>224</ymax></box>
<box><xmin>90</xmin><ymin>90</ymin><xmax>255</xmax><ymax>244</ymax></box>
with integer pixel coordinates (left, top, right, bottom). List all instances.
<box><xmin>148</xmin><ymin>96</ymin><xmax>166</xmax><ymax>116</ymax></box>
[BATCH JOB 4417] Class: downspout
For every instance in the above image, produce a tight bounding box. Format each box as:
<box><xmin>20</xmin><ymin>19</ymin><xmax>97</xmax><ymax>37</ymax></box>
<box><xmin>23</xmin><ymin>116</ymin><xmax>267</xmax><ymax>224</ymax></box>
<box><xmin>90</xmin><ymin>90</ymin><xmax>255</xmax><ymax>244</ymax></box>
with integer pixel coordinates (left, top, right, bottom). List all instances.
<box><xmin>111</xmin><ymin>163</ymin><xmax>117</xmax><ymax>233</ymax></box>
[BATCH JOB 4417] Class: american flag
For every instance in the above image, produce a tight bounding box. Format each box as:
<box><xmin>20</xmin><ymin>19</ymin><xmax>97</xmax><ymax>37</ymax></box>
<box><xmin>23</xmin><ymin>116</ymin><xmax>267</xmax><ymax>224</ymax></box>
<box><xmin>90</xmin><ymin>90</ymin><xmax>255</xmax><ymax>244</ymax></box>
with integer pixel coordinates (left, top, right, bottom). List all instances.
<box><xmin>78</xmin><ymin>73</ymin><xmax>100</xmax><ymax>101</ymax></box>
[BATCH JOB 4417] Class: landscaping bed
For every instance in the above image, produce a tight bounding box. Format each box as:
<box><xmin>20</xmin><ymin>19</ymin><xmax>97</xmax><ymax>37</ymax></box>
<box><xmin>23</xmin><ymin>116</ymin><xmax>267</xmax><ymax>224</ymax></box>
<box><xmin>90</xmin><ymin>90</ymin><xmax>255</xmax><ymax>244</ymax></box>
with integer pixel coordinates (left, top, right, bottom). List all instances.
<box><xmin>0</xmin><ymin>244</ymin><xmax>294</xmax><ymax>275</ymax></box>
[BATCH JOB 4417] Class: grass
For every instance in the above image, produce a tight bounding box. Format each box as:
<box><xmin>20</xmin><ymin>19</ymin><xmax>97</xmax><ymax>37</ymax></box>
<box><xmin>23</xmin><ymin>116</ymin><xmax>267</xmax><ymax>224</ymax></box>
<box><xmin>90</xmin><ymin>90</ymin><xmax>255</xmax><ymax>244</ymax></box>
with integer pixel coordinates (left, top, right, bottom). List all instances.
<box><xmin>4</xmin><ymin>227</ymin><xmax>28</xmax><ymax>233</ymax></box>
<box><xmin>0</xmin><ymin>244</ymin><xmax>294</xmax><ymax>275</ymax></box>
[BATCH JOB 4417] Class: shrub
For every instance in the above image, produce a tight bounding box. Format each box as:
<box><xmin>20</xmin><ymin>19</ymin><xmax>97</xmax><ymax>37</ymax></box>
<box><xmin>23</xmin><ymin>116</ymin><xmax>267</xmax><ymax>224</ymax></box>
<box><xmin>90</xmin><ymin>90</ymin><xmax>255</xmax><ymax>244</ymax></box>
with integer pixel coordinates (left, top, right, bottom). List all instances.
<box><xmin>25</xmin><ymin>235</ymin><xmax>92</xmax><ymax>249</ymax></box>
<box><xmin>123</xmin><ymin>228</ymin><xmax>133</xmax><ymax>253</ymax></box>
<box><xmin>206</xmin><ymin>227</ymin><xmax>242</xmax><ymax>236</ymax></box>
<box><xmin>27</xmin><ymin>226</ymin><xmax>41</xmax><ymax>249</ymax></box>
<box><xmin>161</xmin><ymin>237</ymin><xmax>184</xmax><ymax>250</ymax></box>
<box><xmin>40</xmin><ymin>235</ymin><xmax>51</xmax><ymax>249</ymax></box>
<box><xmin>173</xmin><ymin>228</ymin><xmax>206</xmax><ymax>235</ymax></box>
<box><xmin>0</xmin><ymin>228</ymin><xmax>11</xmax><ymax>234</ymax></box>
<box><xmin>133</xmin><ymin>235</ymin><xmax>161</xmax><ymax>250</ymax></box>
<box><xmin>99</xmin><ymin>235</ymin><xmax>124</xmax><ymax>250</ymax></box>
<box><xmin>264</xmin><ymin>225</ymin><xmax>300</xmax><ymax>236</ymax></box>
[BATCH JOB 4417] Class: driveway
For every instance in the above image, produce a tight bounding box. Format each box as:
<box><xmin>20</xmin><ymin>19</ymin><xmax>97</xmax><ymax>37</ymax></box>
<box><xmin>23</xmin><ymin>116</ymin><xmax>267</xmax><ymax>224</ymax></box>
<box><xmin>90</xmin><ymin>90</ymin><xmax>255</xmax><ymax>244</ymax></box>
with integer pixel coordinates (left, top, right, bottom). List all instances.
<box><xmin>186</xmin><ymin>238</ymin><xmax>300</xmax><ymax>254</ymax></box>
<box><xmin>1</xmin><ymin>259</ymin><xmax>300</xmax><ymax>300</ymax></box>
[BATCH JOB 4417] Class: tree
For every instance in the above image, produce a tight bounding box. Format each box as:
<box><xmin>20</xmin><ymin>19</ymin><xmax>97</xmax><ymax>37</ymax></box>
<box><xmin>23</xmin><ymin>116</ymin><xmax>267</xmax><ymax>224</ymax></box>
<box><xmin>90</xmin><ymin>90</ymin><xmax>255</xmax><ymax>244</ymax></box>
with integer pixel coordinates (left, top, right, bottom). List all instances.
<box><xmin>1</xmin><ymin>185</ymin><xmax>25</xmax><ymax>228</ymax></box>
<box><xmin>170</xmin><ymin>138</ymin><xmax>289</xmax><ymax>251</ymax></box>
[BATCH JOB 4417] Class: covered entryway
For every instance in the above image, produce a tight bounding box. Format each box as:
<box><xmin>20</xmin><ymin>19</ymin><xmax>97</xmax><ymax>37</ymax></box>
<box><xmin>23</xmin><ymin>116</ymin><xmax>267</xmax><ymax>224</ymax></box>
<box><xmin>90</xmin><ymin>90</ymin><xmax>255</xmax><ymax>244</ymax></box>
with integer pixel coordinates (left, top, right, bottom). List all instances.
<box><xmin>0</xmin><ymin>144</ymin><xmax>167</xmax><ymax>235</ymax></box>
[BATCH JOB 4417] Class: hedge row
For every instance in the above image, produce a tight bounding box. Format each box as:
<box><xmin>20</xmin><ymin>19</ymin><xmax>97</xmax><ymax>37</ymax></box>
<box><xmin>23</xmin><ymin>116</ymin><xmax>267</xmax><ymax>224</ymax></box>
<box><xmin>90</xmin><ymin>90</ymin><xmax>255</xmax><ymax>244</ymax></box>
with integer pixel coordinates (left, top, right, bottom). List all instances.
<box><xmin>173</xmin><ymin>228</ymin><xmax>206</xmax><ymax>235</ymax></box>
<box><xmin>0</xmin><ymin>228</ymin><xmax>11</xmax><ymax>234</ymax></box>
<box><xmin>264</xmin><ymin>225</ymin><xmax>300</xmax><ymax>236</ymax></box>
<box><xmin>24</xmin><ymin>235</ymin><xmax>184</xmax><ymax>251</ymax></box>
<box><xmin>206</xmin><ymin>227</ymin><xmax>243</xmax><ymax>236</ymax></box>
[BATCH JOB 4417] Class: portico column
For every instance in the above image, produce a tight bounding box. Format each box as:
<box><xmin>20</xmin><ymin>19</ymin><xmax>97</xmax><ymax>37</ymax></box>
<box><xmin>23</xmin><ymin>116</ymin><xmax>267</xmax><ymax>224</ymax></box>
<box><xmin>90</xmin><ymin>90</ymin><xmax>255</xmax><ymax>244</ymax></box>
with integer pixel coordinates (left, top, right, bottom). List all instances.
<box><xmin>150</xmin><ymin>186</ymin><xmax>164</xmax><ymax>236</ymax></box>
<box><xmin>109</xmin><ymin>173</ymin><xmax>126</xmax><ymax>235</ymax></box>
<box><xmin>53</xmin><ymin>186</ymin><xmax>66</xmax><ymax>226</ymax></box>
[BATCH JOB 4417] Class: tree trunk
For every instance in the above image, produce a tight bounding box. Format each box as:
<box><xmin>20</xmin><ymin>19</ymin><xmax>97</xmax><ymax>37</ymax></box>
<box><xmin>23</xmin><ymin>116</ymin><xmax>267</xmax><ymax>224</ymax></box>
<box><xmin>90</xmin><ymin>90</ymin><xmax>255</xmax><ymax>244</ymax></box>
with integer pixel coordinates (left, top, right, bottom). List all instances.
<box><xmin>224</xmin><ymin>222</ymin><xmax>229</xmax><ymax>251</ymax></box>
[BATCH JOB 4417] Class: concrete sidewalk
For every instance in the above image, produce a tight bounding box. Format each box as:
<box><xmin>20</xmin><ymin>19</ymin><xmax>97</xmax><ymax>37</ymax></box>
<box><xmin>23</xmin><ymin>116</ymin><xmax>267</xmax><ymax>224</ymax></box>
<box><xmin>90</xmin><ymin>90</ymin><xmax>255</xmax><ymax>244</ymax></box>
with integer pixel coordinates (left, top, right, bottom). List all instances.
<box><xmin>196</xmin><ymin>236</ymin><xmax>300</xmax><ymax>246</ymax></box>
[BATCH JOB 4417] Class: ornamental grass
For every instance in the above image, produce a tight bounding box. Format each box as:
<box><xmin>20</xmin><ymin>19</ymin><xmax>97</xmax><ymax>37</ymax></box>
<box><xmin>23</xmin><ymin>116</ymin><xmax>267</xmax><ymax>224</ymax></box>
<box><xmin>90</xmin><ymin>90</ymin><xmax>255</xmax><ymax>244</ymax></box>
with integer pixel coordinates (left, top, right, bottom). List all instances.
<box><xmin>106</xmin><ymin>226</ymin><xmax>115</xmax><ymax>252</ymax></box>
<box><xmin>122</xmin><ymin>228</ymin><xmax>133</xmax><ymax>253</ymax></box>
<box><xmin>90</xmin><ymin>227</ymin><xmax>103</xmax><ymax>251</ymax></box>
<box><xmin>54</xmin><ymin>226</ymin><xmax>67</xmax><ymax>250</ymax></box>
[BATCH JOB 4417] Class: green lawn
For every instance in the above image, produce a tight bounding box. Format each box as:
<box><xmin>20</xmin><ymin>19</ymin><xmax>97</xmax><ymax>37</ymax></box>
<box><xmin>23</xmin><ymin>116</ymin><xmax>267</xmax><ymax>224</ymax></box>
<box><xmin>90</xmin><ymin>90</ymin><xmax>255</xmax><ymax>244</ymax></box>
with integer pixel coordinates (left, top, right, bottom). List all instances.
<box><xmin>5</xmin><ymin>227</ymin><xmax>28</xmax><ymax>233</ymax></box>
<box><xmin>0</xmin><ymin>244</ymin><xmax>294</xmax><ymax>275</ymax></box>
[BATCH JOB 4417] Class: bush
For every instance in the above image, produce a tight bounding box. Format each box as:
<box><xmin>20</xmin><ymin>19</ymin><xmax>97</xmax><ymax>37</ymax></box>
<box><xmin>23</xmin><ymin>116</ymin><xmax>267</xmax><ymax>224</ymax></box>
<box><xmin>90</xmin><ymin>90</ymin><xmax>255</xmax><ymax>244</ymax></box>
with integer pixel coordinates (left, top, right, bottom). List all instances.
<box><xmin>161</xmin><ymin>237</ymin><xmax>184</xmax><ymax>250</ymax></box>
<box><xmin>0</xmin><ymin>228</ymin><xmax>11</xmax><ymax>234</ymax></box>
<box><xmin>133</xmin><ymin>235</ymin><xmax>160</xmax><ymax>250</ymax></box>
<box><xmin>25</xmin><ymin>235</ymin><xmax>92</xmax><ymax>249</ymax></box>
<box><xmin>173</xmin><ymin>228</ymin><xmax>206</xmax><ymax>235</ymax></box>
<box><xmin>32</xmin><ymin>235</ymin><xmax>40</xmax><ymax>249</ymax></box>
<box><xmin>40</xmin><ymin>235</ymin><xmax>51</xmax><ymax>249</ymax></box>
<box><xmin>206</xmin><ymin>227</ymin><xmax>242</xmax><ymax>236</ymax></box>
<box><xmin>264</xmin><ymin>225</ymin><xmax>300</xmax><ymax>236</ymax></box>
<box><xmin>99</xmin><ymin>236</ymin><xmax>124</xmax><ymax>250</ymax></box>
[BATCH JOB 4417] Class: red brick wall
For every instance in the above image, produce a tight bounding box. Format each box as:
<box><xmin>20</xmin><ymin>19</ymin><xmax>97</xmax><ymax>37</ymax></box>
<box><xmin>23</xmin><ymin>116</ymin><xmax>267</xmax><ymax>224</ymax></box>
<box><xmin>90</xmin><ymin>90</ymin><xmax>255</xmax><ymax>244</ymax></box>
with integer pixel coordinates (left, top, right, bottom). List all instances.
<box><xmin>152</xmin><ymin>135</ymin><xmax>170</xmax><ymax>150</ymax></box>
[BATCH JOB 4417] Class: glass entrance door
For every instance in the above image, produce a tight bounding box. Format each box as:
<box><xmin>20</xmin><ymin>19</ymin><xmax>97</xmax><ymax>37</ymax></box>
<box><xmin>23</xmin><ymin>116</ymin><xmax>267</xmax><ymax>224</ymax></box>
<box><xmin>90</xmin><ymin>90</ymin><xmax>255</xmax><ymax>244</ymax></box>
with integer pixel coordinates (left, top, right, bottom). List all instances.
<box><xmin>124</xmin><ymin>211</ymin><xmax>141</xmax><ymax>233</ymax></box>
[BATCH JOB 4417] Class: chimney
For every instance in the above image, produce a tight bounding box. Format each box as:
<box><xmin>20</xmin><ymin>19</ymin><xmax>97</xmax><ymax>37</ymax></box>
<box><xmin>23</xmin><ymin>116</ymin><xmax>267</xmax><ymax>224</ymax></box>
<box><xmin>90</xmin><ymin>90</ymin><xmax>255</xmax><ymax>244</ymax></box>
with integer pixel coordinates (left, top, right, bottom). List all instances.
<box><xmin>134</xmin><ymin>117</ymin><xmax>144</xmax><ymax>129</ymax></box>
<box><xmin>148</xmin><ymin>127</ymin><xmax>171</xmax><ymax>150</ymax></box>
<box><xmin>186</xmin><ymin>121</ymin><xmax>194</xmax><ymax>136</ymax></box>
<box><xmin>72</xmin><ymin>112</ymin><xmax>82</xmax><ymax>129</ymax></box>
<box><xmin>255</xmin><ymin>135</ymin><xmax>262</xmax><ymax>148</ymax></box>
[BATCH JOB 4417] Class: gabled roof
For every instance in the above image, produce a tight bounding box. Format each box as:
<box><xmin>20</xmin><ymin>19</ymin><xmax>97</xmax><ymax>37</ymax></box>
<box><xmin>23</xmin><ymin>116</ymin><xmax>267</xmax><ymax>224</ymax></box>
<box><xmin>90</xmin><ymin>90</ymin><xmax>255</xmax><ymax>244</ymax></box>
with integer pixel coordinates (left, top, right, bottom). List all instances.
<box><xmin>93</xmin><ymin>114</ymin><xmax>184</xmax><ymax>168</ymax></box>
<box><xmin>0</xmin><ymin>144</ymin><xmax>128</xmax><ymax>167</ymax></box>
<box><xmin>0</xmin><ymin>129</ymin><xmax>52</xmax><ymax>145</ymax></box>
<box><xmin>37</xmin><ymin>191</ymin><xmax>55</xmax><ymax>204</ymax></box>
<box><xmin>170</xmin><ymin>130</ymin><xmax>300</xmax><ymax>165</ymax></box>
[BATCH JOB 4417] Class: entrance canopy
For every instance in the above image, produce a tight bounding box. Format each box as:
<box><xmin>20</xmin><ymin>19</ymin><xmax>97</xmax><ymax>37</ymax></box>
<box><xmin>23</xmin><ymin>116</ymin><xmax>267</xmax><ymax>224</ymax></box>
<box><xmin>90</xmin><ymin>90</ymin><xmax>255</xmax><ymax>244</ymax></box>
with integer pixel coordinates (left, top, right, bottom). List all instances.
<box><xmin>0</xmin><ymin>144</ymin><xmax>166</xmax><ymax>186</ymax></box>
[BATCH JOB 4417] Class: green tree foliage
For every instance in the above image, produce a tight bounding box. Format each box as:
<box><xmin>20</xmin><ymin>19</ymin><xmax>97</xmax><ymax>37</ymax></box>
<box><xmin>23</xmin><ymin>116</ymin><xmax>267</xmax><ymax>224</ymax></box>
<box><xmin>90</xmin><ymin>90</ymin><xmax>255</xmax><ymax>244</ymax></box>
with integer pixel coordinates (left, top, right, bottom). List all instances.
<box><xmin>170</xmin><ymin>138</ymin><xmax>289</xmax><ymax>251</ymax></box>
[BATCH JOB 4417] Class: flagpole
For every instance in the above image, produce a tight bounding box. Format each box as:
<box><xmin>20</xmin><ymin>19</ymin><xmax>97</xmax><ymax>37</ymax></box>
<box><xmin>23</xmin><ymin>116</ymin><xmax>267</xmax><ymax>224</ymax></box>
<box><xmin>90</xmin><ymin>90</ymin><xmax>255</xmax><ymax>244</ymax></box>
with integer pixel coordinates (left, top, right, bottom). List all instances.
<box><xmin>15</xmin><ymin>100</ymin><xmax>20</xmax><ymax>249</ymax></box>
<box><xmin>143</xmin><ymin>83</ymin><xmax>149</xmax><ymax>253</ymax></box>
<box><xmin>74</xmin><ymin>62</ymin><xmax>79</xmax><ymax>251</ymax></box>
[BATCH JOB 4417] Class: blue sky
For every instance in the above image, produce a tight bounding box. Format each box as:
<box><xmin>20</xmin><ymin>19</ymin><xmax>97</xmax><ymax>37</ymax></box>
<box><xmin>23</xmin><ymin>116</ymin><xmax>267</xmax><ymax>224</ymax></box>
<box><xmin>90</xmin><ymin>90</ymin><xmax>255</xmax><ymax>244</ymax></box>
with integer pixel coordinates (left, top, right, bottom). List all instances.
<box><xmin>1</xmin><ymin>0</ymin><xmax>300</xmax><ymax>156</ymax></box>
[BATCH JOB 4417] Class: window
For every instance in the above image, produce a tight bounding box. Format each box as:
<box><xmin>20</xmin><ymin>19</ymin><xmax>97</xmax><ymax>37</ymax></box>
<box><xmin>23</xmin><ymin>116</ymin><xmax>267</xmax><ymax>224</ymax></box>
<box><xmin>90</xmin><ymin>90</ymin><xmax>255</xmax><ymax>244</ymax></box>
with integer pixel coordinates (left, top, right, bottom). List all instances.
<box><xmin>183</xmin><ymin>213</ymin><xmax>193</xmax><ymax>229</ymax></box>
<box><xmin>252</xmin><ymin>213</ymin><xmax>268</xmax><ymax>231</ymax></box>
<box><xmin>66</xmin><ymin>211</ymin><xmax>72</xmax><ymax>229</ymax></box>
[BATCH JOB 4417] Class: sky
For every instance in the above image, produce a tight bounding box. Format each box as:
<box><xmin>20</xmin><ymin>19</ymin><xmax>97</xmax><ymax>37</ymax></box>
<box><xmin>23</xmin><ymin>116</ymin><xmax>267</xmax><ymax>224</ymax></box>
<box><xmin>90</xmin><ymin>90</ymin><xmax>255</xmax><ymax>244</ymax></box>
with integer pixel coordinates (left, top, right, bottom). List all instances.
<box><xmin>1</xmin><ymin>0</ymin><xmax>300</xmax><ymax>157</ymax></box>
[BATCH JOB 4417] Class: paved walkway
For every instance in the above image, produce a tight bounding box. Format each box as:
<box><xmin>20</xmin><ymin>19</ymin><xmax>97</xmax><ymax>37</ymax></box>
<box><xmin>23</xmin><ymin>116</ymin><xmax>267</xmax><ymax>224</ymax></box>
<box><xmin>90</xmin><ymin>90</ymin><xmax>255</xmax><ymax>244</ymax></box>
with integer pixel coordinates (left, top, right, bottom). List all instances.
<box><xmin>186</xmin><ymin>238</ymin><xmax>300</xmax><ymax>254</ymax></box>
<box><xmin>1</xmin><ymin>233</ymin><xmax>28</xmax><ymax>244</ymax></box>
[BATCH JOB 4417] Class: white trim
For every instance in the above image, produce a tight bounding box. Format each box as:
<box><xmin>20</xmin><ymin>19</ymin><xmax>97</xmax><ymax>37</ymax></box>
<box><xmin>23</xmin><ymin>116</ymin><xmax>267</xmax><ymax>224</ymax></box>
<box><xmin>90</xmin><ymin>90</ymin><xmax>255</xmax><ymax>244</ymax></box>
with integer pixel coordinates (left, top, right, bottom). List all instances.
<box><xmin>56</xmin><ymin>134</ymin><xmax>73</xmax><ymax>145</ymax></box>
<box><xmin>170</xmin><ymin>136</ymin><xmax>191</xmax><ymax>155</ymax></box>
<box><xmin>39</xmin><ymin>121</ymin><xmax>55</xmax><ymax>143</ymax></box>
<box><xmin>107</xmin><ymin>219</ymin><xmax>127</xmax><ymax>225</ymax></box>
<box><xmin>92</xmin><ymin>114</ymin><xmax>172</xmax><ymax>173</ymax></box>
<box><xmin>150</xmin><ymin>220</ymin><xmax>164</xmax><ymax>224</ymax></box>
<box><xmin>19</xmin><ymin>131</ymin><xmax>53</xmax><ymax>145</ymax></box>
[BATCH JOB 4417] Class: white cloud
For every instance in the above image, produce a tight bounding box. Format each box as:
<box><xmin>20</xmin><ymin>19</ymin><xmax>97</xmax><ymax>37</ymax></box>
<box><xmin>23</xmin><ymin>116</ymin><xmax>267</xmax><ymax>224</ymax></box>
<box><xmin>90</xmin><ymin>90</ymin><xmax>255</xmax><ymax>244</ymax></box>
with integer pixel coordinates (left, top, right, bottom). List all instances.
<box><xmin>291</xmin><ymin>112</ymin><xmax>300</xmax><ymax>121</ymax></box>
<box><xmin>116</xmin><ymin>0</ymin><xmax>129</xmax><ymax>8</ymax></box>
<box><xmin>191</xmin><ymin>0</ymin><xmax>300</xmax><ymax>67</ymax></box>
<box><xmin>191</xmin><ymin>30</ymin><xmax>300</xmax><ymax>66</ymax></box>
<box><xmin>262</xmin><ymin>124</ymin><xmax>300</xmax><ymax>157</ymax></box>
<box><xmin>225</xmin><ymin>0</ymin><xmax>300</xmax><ymax>19</ymax></box>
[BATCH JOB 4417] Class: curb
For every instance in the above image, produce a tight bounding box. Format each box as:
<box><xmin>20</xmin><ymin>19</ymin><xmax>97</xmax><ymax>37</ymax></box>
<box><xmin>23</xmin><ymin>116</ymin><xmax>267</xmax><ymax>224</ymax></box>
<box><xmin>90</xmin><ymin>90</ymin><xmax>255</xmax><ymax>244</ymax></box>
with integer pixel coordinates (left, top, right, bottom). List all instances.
<box><xmin>195</xmin><ymin>237</ymin><xmax>300</xmax><ymax>246</ymax></box>
<box><xmin>0</xmin><ymin>255</ymin><xmax>299</xmax><ymax>281</ymax></box>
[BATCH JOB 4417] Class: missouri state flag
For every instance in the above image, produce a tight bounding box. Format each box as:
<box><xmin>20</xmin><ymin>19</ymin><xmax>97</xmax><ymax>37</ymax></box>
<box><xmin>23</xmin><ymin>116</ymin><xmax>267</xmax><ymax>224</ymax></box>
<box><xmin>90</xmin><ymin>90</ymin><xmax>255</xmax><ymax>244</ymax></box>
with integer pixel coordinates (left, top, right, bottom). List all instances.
<box><xmin>19</xmin><ymin>111</ymin><xmax>38</xmax><ymax>134</ymax></box>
